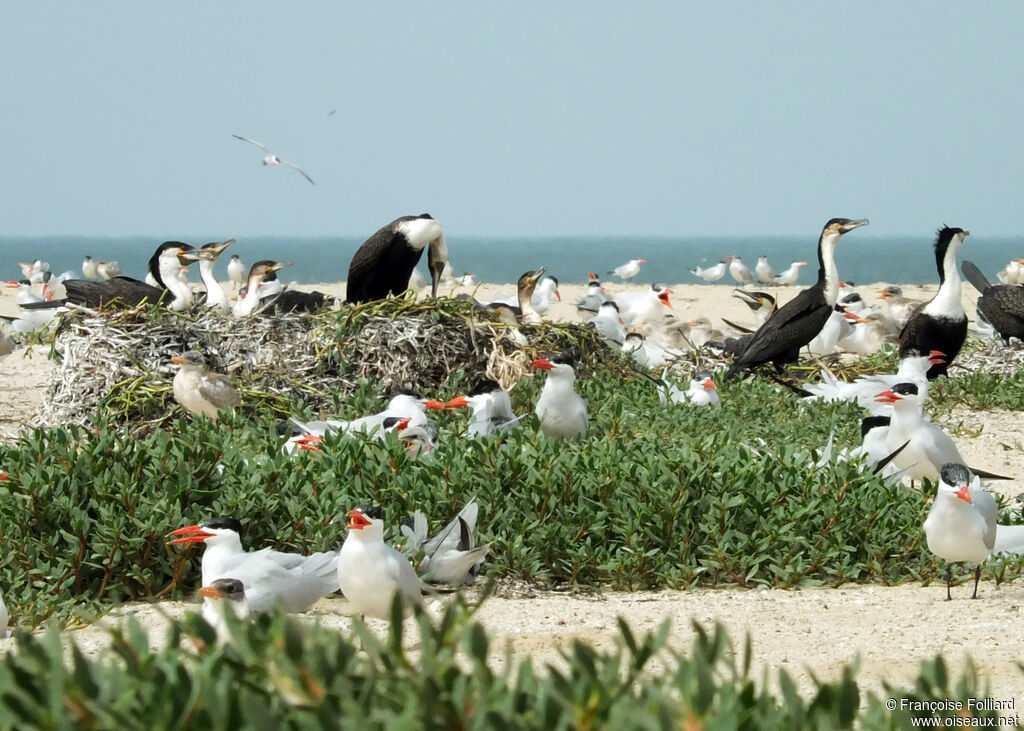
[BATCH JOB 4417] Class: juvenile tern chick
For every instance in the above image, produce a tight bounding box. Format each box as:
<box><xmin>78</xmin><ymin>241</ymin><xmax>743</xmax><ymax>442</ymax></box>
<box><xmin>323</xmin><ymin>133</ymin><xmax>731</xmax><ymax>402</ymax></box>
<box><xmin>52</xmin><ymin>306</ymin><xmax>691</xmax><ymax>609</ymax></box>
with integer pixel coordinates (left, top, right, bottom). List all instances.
<box><xmin>171</xmin><ymin>351</ymin><xmax>242</xmax><ymax>421</ymax></box>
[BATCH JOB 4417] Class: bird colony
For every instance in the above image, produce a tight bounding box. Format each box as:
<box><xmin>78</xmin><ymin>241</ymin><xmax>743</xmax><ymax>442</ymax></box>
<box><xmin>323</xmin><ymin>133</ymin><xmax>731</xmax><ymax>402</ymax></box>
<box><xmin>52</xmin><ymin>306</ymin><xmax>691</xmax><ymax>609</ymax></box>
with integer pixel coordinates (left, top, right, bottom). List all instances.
<box><xmin>3</xmin><ymin>213</ymin><xmax>1024</xmax><ymax>675</ymax></box>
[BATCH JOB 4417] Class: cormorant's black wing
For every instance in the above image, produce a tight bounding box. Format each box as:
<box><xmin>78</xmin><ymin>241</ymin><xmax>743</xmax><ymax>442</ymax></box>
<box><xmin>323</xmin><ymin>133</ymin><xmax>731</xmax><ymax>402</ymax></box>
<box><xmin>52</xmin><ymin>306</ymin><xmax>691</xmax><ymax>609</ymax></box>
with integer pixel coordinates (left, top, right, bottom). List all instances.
<box><xmin>346</xmin><ymin>216</ymin><xmax>423</xmax><ymax>304</ymax></box>
<box><xmin>20</xmin><ymin>276</ymin><xmax>163</xmax><ymax>310</ymax></box>
<box><xmin>725</xmin><ymin>287</ymin><xmax>830</xmax><ymax>378</ymax></box>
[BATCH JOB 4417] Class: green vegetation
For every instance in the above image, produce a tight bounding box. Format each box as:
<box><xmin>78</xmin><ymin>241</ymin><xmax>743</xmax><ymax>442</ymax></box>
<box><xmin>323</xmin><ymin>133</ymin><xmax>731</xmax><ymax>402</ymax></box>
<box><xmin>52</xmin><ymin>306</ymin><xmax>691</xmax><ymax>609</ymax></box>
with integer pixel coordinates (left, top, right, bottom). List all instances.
<box><xmin>4</xmin><ymin>360</ymin><xmax>1023</xmax><ymax>625</ymax></box>
<box><xmin>0</xmin><ymin>598</ymin><xmax>1003</xmax><ymax>729</ymax></box>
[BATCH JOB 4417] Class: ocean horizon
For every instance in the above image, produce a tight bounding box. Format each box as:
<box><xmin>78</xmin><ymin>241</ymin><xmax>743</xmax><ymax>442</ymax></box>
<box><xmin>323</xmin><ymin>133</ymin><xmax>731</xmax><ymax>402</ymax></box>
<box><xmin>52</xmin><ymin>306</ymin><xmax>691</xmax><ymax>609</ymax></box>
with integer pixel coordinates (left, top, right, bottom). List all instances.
<box><xmin>0</xmin><ymin>233</ymin><xmax>1019</xmax><ymax>288</ymax></box>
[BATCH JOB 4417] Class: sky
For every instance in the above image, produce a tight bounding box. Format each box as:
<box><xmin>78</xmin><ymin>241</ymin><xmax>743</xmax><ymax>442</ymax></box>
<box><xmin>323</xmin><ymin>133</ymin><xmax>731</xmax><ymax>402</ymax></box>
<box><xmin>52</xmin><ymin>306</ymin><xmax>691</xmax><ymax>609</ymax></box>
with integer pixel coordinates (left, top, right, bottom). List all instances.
<box><xmin>3</xmin><ymin>3</ymin><xmax>1024</xmax><ymax>239</ymax></box>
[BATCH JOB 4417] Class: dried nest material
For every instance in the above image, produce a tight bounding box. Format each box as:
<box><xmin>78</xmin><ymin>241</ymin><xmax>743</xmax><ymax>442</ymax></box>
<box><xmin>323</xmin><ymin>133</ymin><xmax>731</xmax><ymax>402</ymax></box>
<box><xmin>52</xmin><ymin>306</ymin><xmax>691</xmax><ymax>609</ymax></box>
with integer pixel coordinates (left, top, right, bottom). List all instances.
<box><xmin>952</xmin><ymin>339</ymin><xmax>1024</xmax><ymax>377</ymax></box>
<box><xmin>33</xmin><ymin>296</ymin><xmax>619</xmax><ymax>428</ymax></box>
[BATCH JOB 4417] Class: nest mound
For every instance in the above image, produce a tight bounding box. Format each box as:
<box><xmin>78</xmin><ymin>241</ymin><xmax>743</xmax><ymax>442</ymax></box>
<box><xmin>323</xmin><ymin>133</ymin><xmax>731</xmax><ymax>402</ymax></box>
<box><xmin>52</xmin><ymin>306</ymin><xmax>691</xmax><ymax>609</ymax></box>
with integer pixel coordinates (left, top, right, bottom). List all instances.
<box><xmin>34</xmin><ymin>295</ymin><xmax>619</xmax><ymax>428</ymax></box>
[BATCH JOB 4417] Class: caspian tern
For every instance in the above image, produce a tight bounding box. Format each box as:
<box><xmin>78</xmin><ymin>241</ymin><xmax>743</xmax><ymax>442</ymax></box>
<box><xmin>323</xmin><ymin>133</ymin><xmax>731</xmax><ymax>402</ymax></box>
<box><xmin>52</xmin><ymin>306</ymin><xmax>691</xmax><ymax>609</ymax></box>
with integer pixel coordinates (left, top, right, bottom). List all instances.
<box><xmin>401</xmin><ymin>500</ymin><xmax>490</xmax><ymax>586</ymax></box>
<box><xmin>447</xmin><ymin>379</ymin><xmax>523</xmax><ymax>437</ymax></box>
<box><xmin>81</xmin><ymin>256</ymin><xmax>98</xmax><ymax>279</ymax></box>
<box><xmin>199</xmin><ymin>578</ymin><xmax>251</xmax><ymax>644</ymax></box>
<box><xmin>771</xmin><ymin>260</ymin><xmax>807</xmax><ymax>286</ymax></box>
<box><xmin>997</xmin><ymin>258</ymin><xmax>1024</xmax><ymax>285</ymax></box>
<box><xmin>689</xmin><ymin>261</ymin><xmax>728</xmax><ymax>283</ymax></box>
<box><xmin>659</xmin><ymin>369</ymin><xmax>720</xmax><ymax>408</ymax></box>
<box><xmin>877</xmin><ymin>382</ymin><xmax>1010</xmax><ymax>483</ymax></box>
<box><xmin>231</xmin><ymin>134</ymin><xmax>315</xmax><ymax>185</ymax></box>
<box><xmin>284</xmin><ymin>391</ymin><xmax>446</xmax><ymax>453</ymax></box>
<box><xmin>575</xmin><ymin>280</ymin><xmax>612</xmax><ymax>313</ymax></box>
<box><xmin>396</xmin><ymin>421</ymin><xmax>440</xmax><ymax>457</ymax></box>
<box><xmin>533</xmin><ymin>354</ymin><xmax>588</xmax><ymax>438</ymax></box>
<box><xmin>609</xmin><ymin>258</ymin><xmax>645</xmax><ymax>281</ymax></box>
<box><xmin>622</xmin><ymin>332</ymin><xmax>683</xmax><ymax>369</ymax></box>
<box><xmin>802</xmin><ymin>350</ymin><xmax>944</xmax><ymax>415</ymax></box>
<box><xmin>924</xmin><ymin>463</ymin><xmax>996</xmax><ymax>599</ymax></box>
<box><xmin>227</xmin><ymin>255</ymin><xmax>246</xmax><ymax>291</ymax></box>
<box><xmin>171</xmin><ymin>351</ymin><xmax>242</xmax><ymax>421</ymax></box>
<box><xmin>754</xmin><ymin>256</ymin><xmax>775</xmax><ymax>283</ymax></box>
<box><xmin>169</xmin><ymin>517</ymin><xmax>340</xmax><ymax>613</ymax></box>
<box><xmin>96</xmin><ymin>261</ymin><xmax>122</xmax><ymax>280</ymax></box>
<box><xmin>588</xmin><ymin>301</ymin><xmax>626</xmax><ymax>346</ymax></box>
<box><xmin>727</xmin><ymin>256</ymin><xmax>754</xmax><ymax>285</ymax></box>
<box><xmin>614</xmin><ymin>283</ymin><xmax>672</xmax><ymax>330</ymax></box>
<box><xmin>338</xmin><ymin>505</ymin><xmax>423</xmax><ymax>620</ymax></box>
<box><xmin>876</xmin><ymin>285</ymin><xmax>915</xmax><ymax>335</ymax></box>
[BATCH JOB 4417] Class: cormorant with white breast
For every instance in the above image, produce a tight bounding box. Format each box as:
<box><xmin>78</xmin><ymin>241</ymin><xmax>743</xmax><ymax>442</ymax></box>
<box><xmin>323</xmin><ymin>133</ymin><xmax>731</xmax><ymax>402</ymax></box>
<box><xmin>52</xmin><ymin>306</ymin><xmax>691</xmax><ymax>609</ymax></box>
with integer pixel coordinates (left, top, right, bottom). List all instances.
<box><xmin>961</xmin><ymin>259</ymin><xmax>1024</xmax><ymax>345</ymax></box>
<box><xmin>234</xmin><ymin>260</ymin><xmax>327</xmax><ymax>316</ymax></box>
<box><xmin>21</xmin><ymin>241</ymin><xmax>212</xmax><ymax>312</ymax></box>
<box><xmin>346</xmin><ymin>214</ymin><xmax>449</xmax><ymax>304</ymax></box>
<box><xmin>724</xmin><ymin>218</ymin><xmax>869</xmax><ymax>381</ymax></box>
<box><xmin>897</xmin><ymin>227</ymin><xmax>969</xmax><ymax>379</ymax></box>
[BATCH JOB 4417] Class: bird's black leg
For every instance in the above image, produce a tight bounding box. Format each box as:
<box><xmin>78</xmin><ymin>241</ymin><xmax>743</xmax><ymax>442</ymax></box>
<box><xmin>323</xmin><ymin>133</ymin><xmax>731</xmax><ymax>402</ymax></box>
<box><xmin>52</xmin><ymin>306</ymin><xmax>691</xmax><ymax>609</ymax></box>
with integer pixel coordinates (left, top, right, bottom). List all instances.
<box><xmin>946</xmin><ymin>564</ymin><xmax>952</xmax><ymax>601</ymax></box>
<box><xmin>972</xmin><ymin>565</ymin><xmax>981</xmax><ymax>599</ymax></box>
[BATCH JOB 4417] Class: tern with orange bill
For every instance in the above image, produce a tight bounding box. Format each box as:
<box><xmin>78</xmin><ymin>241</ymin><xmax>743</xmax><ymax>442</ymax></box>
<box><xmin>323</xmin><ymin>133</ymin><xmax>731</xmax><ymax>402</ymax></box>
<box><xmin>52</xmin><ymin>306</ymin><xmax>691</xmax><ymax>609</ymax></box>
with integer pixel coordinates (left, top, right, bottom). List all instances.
<box><xmin>199</xmin><ymin>578</ymin><xmax>251</xmax><ymax>644</ymax></box>
<box><xmin>168</xmin><ymin>517</ymin><xmax>339</xmax><ymax>614</ymax></box>
<box><xmin>533</xmin><ymin>354</ymin><xmax>588</xmax><ymax>438</ymax></box>
<box><xmin>337</xmin><ymin>505</ymin><xmax>423</xmax><ymax>620</ymax></box>
<box><xmin>924</xmin><ymin>463</ymin><xmax>996</xmax><ymax>599</ymax></box>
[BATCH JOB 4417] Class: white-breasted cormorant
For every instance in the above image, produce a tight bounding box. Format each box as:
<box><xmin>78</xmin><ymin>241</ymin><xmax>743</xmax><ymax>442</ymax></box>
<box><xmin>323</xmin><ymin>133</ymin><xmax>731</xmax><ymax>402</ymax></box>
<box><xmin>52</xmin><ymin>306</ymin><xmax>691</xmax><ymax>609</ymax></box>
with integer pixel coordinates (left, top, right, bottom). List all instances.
<box><xmin>723</xmin><ymin>218</ymin><xmax>868</xmax><ymax>380</ymax></box>
<box><xmin>346</xmin><ymin>214</ymin><xmax>448</xmax><ymax>304</ymax></box>
<box><xmin>897</xmin><ymin>227</ymin><xmax>969</xmax><ymax>379</ymax></box>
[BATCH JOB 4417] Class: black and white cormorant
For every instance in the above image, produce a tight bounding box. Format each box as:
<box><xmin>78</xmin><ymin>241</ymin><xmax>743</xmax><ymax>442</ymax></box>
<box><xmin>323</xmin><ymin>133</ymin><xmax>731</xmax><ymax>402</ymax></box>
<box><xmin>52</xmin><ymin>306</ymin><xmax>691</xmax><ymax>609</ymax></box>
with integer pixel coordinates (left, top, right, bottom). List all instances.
<box><xmin>483</xmin><ymin>268</ymin><xmax>547</xmax><ymax>324</ymax></box>
<box><xmin>723</xmin><ymin>217</ymin><xmax>869</xmax><ymax>380</ymax></box>
<box><xmin>21</xmin><ymin>242</ymin><xmax>211</xmax><ymax>312</ymax></box>
<box><xmin>897</xmin><ymin>227</ymin><xmax>969</xmax><ymax>379</ymax></box>
<box><xmin>345</xmin><ymin>214</ymin><xmax>448</xmax><ymax>304</ymax></box>
<box><xmin>961</xmin><ymin>260</ymin><xmax>1024</xmax><ymax>345</ymax></box>
<box><xmin>234</xmin><ymin>260</ymin><xmax>327</xmax><ymax>316</ymax></box>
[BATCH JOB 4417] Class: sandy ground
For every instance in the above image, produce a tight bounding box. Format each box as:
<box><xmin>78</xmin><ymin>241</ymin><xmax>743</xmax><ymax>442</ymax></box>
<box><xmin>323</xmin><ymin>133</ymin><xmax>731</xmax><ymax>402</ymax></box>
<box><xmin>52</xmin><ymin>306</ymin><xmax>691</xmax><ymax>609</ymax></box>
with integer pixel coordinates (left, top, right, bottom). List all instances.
<box><xmin>1</xmin><ymin>277</ymin><xmax>1023</xmax><ymax>704</ymax></box>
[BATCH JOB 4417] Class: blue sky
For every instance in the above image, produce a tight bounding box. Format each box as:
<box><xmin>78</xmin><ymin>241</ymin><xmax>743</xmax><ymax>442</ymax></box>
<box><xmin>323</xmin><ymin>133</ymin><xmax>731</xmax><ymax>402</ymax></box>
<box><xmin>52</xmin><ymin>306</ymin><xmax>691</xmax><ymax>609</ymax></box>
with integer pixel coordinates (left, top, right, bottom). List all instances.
<box><xmin>3</xmin><ymin>3</ymin><xmax>1023</xmax><ymax>238</ymax></box>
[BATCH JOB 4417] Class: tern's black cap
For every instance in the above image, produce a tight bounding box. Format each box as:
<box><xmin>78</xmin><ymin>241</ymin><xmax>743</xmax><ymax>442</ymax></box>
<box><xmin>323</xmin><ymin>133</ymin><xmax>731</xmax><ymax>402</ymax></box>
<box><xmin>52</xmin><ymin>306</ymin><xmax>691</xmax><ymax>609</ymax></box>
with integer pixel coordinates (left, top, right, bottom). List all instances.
<box><xmin>200</xmin><ymin>517</ymin><xmax>243</xmax><ymax>533</ymax></box>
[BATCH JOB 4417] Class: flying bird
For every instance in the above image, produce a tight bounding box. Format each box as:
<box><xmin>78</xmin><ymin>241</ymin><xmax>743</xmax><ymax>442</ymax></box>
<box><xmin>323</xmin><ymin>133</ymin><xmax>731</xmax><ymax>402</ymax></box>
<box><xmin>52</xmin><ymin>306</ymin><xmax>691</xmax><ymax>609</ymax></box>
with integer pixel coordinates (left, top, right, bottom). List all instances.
<box><xmin>231</xmin><ymin>135</ymin><xmax>315</xmax><ymax>185</ymax></box>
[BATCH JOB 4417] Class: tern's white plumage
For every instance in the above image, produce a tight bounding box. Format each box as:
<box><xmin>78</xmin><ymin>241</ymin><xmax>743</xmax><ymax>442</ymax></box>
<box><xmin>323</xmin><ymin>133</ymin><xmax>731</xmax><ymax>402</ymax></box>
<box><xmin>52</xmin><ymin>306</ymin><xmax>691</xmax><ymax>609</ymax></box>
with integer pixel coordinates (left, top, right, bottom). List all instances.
<box><xmin>338</xmin><ymin>506</ymin><xmax>423</xmax><ymax>619</ymax></box>
<box><xmin>170</xmin><ymin>518</ymin><xmax>340</xmax><ymax>613</ymax></box>
<box><xmin>924</xmin><ymin>463</ymin><xmax>996</xmax><ymax>599</ymax></box>
<box><xmin>232</xmin><ymin>134</ymin><xmax>315</xmax><ymax>185</ymax></box>
<box><xmin>533</xmin><ymin>355</ymin><xmax>588</xmax><ymax>438</ymax></box>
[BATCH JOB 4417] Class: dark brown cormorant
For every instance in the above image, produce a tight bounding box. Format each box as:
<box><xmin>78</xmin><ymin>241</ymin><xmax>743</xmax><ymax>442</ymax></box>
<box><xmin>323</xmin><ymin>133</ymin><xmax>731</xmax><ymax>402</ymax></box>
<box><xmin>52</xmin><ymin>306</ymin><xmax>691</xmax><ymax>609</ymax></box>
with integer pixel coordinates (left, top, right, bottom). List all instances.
<box><xmin>961</xmin><ymin>260</ymin><xmax>1024</xmax><ymax>344</ymax></box>
<box><xmin>723</xmin><ymin>217</ymin><xmax>869</xmax><ymax>380</ymax></box>
<box><xmin>21</xmin><ymin>242</ymin><xmax>211</xmax><ymax>312</ymax></box>
<box><xmin>897</xmin><ymin>227</ymin><xmax>969</xmax><ymax>379</ymax></box>
<box><xmin>346</xmin><ymin>214</ymin><xmax>448</xmax><ymax>304</ymax></box>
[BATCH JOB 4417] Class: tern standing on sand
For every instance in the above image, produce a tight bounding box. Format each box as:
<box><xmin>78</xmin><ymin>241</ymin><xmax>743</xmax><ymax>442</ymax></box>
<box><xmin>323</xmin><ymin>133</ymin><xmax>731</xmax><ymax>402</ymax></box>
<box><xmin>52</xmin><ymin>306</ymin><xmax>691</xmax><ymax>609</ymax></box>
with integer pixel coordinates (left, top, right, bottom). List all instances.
<box><xmin>924</xmin><ymin>463</ymin><xmax>996</xmax><ymax>600</ymax></box>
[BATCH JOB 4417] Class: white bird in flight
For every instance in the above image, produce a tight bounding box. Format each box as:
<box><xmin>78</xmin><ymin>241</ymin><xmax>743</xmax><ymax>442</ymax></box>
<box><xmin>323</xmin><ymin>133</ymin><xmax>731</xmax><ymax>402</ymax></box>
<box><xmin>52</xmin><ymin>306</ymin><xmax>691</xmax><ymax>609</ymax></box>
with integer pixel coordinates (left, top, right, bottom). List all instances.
<box><xmin>231</xmin><ymin>134</ymin><xmax>315</xmax><ymax>185</ymax></box>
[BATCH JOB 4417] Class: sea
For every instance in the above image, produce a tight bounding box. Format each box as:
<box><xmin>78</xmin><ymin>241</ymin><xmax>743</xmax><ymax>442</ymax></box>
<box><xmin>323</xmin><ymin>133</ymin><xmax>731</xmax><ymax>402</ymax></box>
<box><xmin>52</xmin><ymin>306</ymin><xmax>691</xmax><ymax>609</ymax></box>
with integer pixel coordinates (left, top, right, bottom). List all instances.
<box><xmin>0</xmin><ymin>234</ymin><xmax>1020</xmax><ymax>287</ymax></box>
